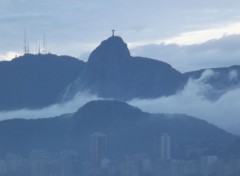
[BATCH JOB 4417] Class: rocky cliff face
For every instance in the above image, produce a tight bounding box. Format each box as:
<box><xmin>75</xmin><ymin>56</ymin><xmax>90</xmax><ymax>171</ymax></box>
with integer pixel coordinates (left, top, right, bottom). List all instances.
<box><xmin>78</xmin><ymin>36</ymin><xmax>185</xmax><ymax>100</ymax></box>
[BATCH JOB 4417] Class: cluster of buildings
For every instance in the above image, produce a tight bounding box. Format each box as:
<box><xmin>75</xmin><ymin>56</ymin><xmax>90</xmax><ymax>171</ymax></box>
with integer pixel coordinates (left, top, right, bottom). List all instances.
<box><xmin>0</xmin><ymin>133</ymin><xmax>239</xmax><ymax>176</ymax></box>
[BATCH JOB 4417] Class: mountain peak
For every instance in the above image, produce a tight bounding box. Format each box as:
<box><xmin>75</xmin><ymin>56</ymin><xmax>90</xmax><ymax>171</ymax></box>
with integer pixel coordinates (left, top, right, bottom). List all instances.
<box><xmin>87</xmin><ymin>36</ymin><xmax>131</xmax><ymax>64</ymax></box>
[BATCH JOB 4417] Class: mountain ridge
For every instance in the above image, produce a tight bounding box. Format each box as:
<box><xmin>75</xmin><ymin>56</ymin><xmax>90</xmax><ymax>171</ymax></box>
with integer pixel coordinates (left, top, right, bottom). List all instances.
<box><xmin>0</xmin><ymin>100</ymin><xmax>238</xmax><ymax>160</ymax></box>
<box><xmin>72</xmin><ymin>36</ymin><xmax>185</xmax><ymax>100</ymax></box>
<box><xmin>0</xmin><ymin>36</ymin><xmax>239</xmax><ymax>111</ymax></box>
<box><xmin>0</xmin><ymin>53</ymin><xmax>85</xmax><ymax>110</ymax></box>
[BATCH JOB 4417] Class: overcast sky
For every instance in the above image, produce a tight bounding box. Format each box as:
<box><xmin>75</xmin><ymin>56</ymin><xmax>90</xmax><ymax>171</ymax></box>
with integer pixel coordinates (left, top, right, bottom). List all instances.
<box><xmin>132</xmin><ymin>34</ymin><xmax>240</xmax><ymax>72</ymax></box>
<box><xmin>1</xmin><ymin>0</ymin><xmax>240</xmax><ymax>71</ymax></box>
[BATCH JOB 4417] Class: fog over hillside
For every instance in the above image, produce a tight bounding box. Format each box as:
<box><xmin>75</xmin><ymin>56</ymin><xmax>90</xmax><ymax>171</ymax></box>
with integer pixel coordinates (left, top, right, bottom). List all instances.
<box><xmin>1</xmin><ymin>0</ymin><xmax>240</xmax><ymax>175</ymax></box>
<box><xmin>130</xmin><ymin>70</ymin><xmax>240</xmax><ymax>135</ymax></box>
<box><xmin>0</xmin><ymin>69</ymin><xmax>239</xmax><ymax>135</ymax></box>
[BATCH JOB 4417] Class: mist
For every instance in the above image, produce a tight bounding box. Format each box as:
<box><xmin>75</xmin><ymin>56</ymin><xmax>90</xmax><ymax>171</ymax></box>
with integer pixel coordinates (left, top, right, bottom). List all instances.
<box><xmin>0</xmin><ymin>69</ymin><xmax>239</xmax><ymax>135</ymax></box>
<box><xmin>0</xmin><ymin>91</ymin><xmax>99</xmax><ymax>120</ymax></box>
<box><xmin>129</xmin><ymin>70</ymin><xmax>240</xmax><ymax>135</ymax></box>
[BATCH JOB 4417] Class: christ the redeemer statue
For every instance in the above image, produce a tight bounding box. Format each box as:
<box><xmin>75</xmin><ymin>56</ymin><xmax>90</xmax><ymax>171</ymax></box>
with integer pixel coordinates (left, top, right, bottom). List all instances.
<box><xmin>112</xmin><ymin>29</ymin><xmax>115</xmax><ymax>36</ymax></box>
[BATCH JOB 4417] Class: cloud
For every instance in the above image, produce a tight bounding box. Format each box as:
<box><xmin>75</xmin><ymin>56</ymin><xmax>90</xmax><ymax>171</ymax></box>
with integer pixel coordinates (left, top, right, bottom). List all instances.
<box><xmin>161</xmin><ymin>22</ymin><xmax>240</xmax><ymax>45</ymax></box>
<box><xmin>79</xmin><ymin>51</ymin><xmax>91</xmax><ymax>62</ymax></box>
<box><xmin>0</xmin><ymin>51</ymin><xmax>21</xmax><ymax>61</ymax></box>
<box><xmin>0</xmin><ymin>68</ymin><xmax>239</xmax><ymax>136</ymax></box>
<box><xmin>0</xmin><ymin>13</ymin><xmax>50</xmax><ymax>23</ymax></box>
<box><xmin>229</xmin><ymin>69</ymin><xmax>238</xmax><ymax>81</ymax></box>
<box><xmin>131</xmin><ymin>34</ymin><xmax>240</xmax><ymax>72</ymax></box>
<box><xmin>0</xmin><ymin>91</ymin><xmax>99</xmax><ymax>120</ymax></box>
<box><xmin>129</xmin><ymin>70</ymin><xmax>240</xmax><ymax>135</ymax></box>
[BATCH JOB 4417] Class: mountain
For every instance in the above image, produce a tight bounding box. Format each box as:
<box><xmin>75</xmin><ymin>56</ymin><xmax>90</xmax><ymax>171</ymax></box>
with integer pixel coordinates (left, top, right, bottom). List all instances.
<box><xmin>70</xmin><ymin>36</ymin><xmax>185</xmax><ymax>100</ymax></box>
<box><xmin>1</xmin><ymin>36</ymin><xmax>240</xmax><ymax>111</ymax></box>
<box><xmin>184</xmin><ymin>65</ymin><xmax>240</xmax><ymax>99</ymax></box>
<box><xmin>0</xmin><ymin>100</ymin><xmax>238</xmax><ymax>160</ymax></box>
<box><xmin>0</xmin><ymin>54</ymin><xmax>85</xmax><ymax>110</ymax></box>
<box><xmin>184</xmin><ymin>65</ymin><xmax>240</xmax><ymax>89</ymax></box>
<box><xmin>0</xmin><ymin>37</ymin><xmax>185</xmax><ymax>110</ymax></box>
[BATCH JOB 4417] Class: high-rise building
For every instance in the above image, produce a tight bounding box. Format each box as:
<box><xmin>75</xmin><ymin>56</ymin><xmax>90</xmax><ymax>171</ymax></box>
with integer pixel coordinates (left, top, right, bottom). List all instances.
<box><xmin>154</xmin><ymin>133</ymin><xmax>171</xmax><ymax>160</ymax></box>
<box><xmin>90</xmin><ymin>132</ymin><xmax>106</xmax><ymax>168</ymax></box>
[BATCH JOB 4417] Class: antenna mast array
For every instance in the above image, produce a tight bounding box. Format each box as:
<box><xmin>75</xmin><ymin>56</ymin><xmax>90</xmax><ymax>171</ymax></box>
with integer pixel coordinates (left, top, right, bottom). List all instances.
<box><xmin>23</xmin><ymin>30</ymin><xmax>50</xmax><ymax>55</ymax></box>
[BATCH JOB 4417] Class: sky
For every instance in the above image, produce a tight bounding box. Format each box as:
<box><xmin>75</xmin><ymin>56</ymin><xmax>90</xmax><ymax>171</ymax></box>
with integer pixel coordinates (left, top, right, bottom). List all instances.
<box><xmin>1</xmin><ymin>0</ymin><xmax>240</xmax><ymax>71</ymax></box>
<box><xmin>132</xmin><ymin>34</ymin><xmax>240</xmax><ymax>72</ymax></box>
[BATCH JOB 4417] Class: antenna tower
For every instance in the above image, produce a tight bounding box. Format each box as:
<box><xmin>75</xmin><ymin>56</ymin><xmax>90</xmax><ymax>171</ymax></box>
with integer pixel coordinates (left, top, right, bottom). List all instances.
<box><xmin>24</xmin><ymin>31</ymin><xmax>27</xmax><ymax>54</ymax></box>
<box><xmin>38</xmin><ymin>42</ymin><xmax>41</xmax><ymax>54</ymax></box>
<box><xmin>43</xmin><ymin>32</ymin><xmax>46</xmax><ymax>54</ymax></box>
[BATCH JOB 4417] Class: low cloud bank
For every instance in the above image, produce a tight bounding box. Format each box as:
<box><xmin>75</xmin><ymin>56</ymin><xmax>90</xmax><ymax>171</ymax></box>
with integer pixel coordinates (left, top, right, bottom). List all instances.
<box><xmin>0</xmin><ymin>92</ymin><xmax>99</xmax><ymax>120</ymax></box>
<box><xmin>129</xmin><ymin>70</ymin><xmax>240</xmax><ymax>135</ymax></box>
<box><xmin>0</xmin><ymin>70</ymin><xmax>239</xmax><ymax>135</ymax></box>
<box><xmin>0</xmin><ymin>51</ymin><xmax>20</xmax><ymax>61</ymax></box>
<box><xmin>131</xmin><ymin>34</ymin><xmax>240</xmax><ymax>72</ymax></box>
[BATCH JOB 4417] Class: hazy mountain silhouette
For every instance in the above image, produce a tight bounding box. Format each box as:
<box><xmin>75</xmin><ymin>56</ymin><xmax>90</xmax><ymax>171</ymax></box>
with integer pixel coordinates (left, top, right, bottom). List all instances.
<box><xmin>73</xmin><ymin>36</ymin><xmax>185</xmax><ymax>100</ymax></box>
<box><xmin>185</xmin><ymin>65</ymin><xmax>240</xmax><ymax>89</ymax></box>
<box><xmin>0</xmin><ymin>54</ymin><xmax>85</xmax><ymax>110</ymax></box>
<box><xmin>0</xmin><ymin>36</ymin><xmax>240</xmax><ymax>110</ymax></box>
<box><xmin>0</xmin><ymin>100</ymin><xmax>238</xmax><ymax>160</ymax></box>
<box><xmin>184</xmin><ymin>65</ymin><xmax>240</xmax><ymax>99</ymax></box>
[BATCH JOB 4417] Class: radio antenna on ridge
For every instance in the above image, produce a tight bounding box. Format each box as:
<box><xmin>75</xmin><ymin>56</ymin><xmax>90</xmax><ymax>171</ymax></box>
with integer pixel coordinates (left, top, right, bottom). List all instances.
<box><xmin>27</xmin><ymin>40</ymin><xmax>30</xmax><ymax>53</ymax></box>
<box><xmin>24</xmin><ymin>31</ymin><xmax>27</xmax><ymax>54</ymax></box>
<box><xmin>43</xmin><ymin>32</ymin><xmax>46</xmax><ymax>54</ymax></box>
<box><xmin>38</xmin><ymin>41</ymin><xmax>41</xmax><ymax>55</ymax></box>
<box><xmin>23</xmin><ymin>30</ymin><xmax>30</xmax><ymax>54</ymax></box>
